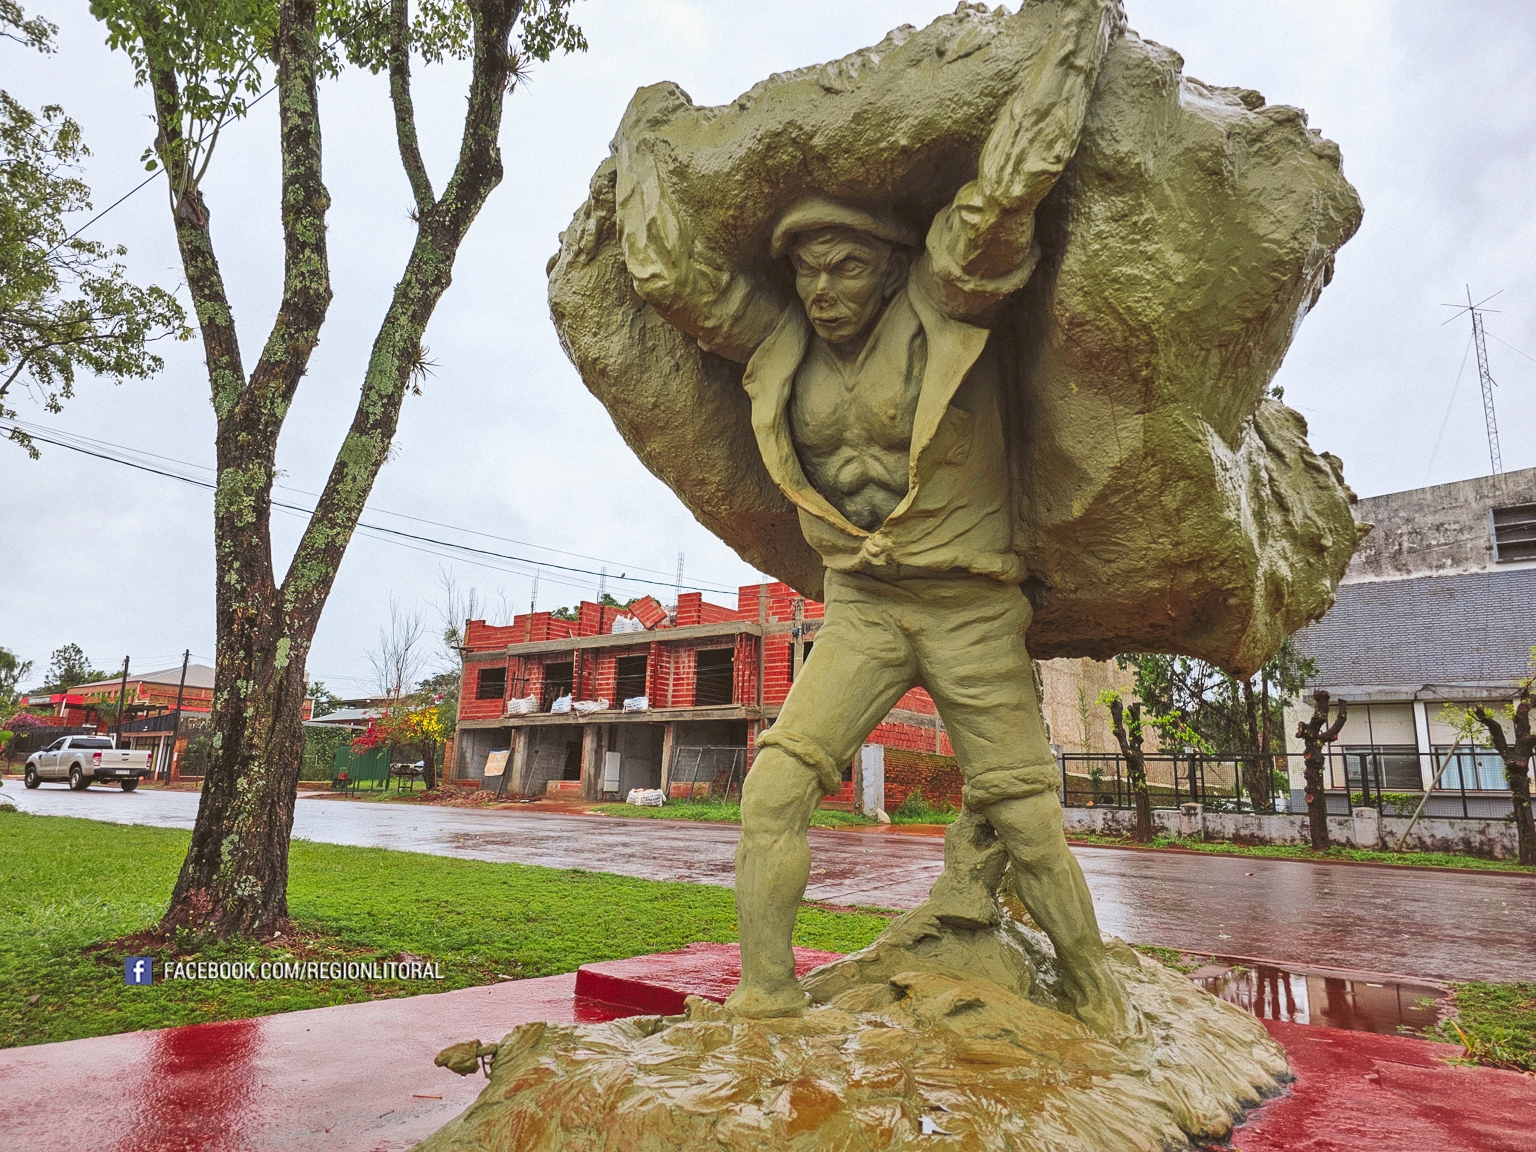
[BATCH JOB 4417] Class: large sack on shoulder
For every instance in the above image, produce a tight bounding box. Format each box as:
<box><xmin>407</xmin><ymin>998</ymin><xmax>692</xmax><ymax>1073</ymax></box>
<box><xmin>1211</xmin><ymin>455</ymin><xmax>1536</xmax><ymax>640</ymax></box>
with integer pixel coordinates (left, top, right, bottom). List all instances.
<box><xmin>548</xmin><ymin>2</ymin><xmax>1363</xmax><ymax>676</ymax></box>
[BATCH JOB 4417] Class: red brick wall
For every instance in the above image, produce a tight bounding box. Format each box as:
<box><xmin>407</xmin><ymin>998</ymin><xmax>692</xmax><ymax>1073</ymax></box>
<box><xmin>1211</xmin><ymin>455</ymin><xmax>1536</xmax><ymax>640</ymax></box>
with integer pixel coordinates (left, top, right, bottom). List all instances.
<box><xmin>883</xmin><ymin>746</ymin><xmax>964</xmax><ymax>810</ymax></box>
<box><xmin>458</xmin><ymin>660</ymin><xmax>509</xmax><ymax>721</ymax></box>
<box><xmin>465</xmin><ymin>614</ymin><xmax>576</xmax><ymax>650</ymax></box>
<box><xmin>869</xmin><ymin>718</ymin><xmax>953</xmax><ymax>757</ymax></box>
<box><xmin>675</xmin><ymin>591</ymin><xmax>735</xmax><ymax>627</ymax></box>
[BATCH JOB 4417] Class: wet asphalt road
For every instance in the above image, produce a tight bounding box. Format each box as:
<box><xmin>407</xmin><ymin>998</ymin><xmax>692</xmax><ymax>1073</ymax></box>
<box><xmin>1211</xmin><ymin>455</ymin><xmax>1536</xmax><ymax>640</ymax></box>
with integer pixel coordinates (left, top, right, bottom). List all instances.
<box><xmin>7</xmin><ymin>782</ymin><xmax>1532</xmax><ymax>983</ymax></box>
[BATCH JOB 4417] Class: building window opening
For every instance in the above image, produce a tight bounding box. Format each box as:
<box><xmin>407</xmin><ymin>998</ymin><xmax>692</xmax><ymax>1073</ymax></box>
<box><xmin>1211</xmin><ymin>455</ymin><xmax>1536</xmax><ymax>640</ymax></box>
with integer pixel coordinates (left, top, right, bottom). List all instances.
<box><xmin>476</xmin><ymin>666</ymin><xmax>507</xmax><ymax>701</ymax></box>
<box><xmin>542</xmin><ymin>661</ymin><xmax>574</xmax><ymax>707</ymax></box>
<box><xmin>694</xmin><ymin>648</ymin><xmax>735</xmax><ymax>707</ymax></box>
<box><xmin>1435</xmin><ymin>746</ymin><xmax>1509</xmax><ymax>791</ymax></box>
<box><xmin>1340</xmin><ymin>746</ymin><xmax>1423</xmax><ymax>793</ymax></box>
<box><xmin>1492</xmin><ymin>503</ymin><xmax>1536</xmax><ymax>563</ymax></box>
<box><xmin>615</xmin><ymin>655</ymin><xmax>648</xmax><ymax>703</ymax></box>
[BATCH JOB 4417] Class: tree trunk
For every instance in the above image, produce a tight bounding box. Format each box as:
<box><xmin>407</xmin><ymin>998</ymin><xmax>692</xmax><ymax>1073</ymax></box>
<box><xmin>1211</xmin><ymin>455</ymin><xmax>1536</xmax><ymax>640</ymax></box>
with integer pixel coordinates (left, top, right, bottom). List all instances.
<box><xmin>1297</xmin><ymin>690</ymin><xmax>1346</xmax><ymax>852</ymax></box>
<box><xmin>1107</xmin><ymin>699</ymin><xmax>1153</xmax><ymax>843</ymax></box>
<box><xmin>1508</xmin><ymin>755</ymin><xmax>1534</xmax><ymax>866</ymax></box>
<box><xmin>1128</xmin><ymin>752</ymin><xmax>1153</xmax><ymax>843</ymax></box>
<box><xmin>422</xmin><ymin>740</ymin><xmax>438</xmax><ymax>791</ymax></box>
<box><xmin>1302</xmin><ymin>750</ymin><xmax>1330</xmax><ymax>851</ymax></box>
<box><xmin>166</xmin><ymin>642</ymin><xmax>310</xmax><ymax>935</ymax></box>
<box><xmin>1240</xmin><ymin>679</ymin><xmax>1270</xmax><ymax>813</ymax></box>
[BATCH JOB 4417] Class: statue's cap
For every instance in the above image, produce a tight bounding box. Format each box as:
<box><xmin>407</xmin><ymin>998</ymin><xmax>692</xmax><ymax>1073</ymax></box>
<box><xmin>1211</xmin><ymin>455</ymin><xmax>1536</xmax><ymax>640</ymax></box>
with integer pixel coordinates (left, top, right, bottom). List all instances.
<box><xmin>769</xmin><ymin>197</ymin><xmax>919</xmax><ymax>257</ymax></box>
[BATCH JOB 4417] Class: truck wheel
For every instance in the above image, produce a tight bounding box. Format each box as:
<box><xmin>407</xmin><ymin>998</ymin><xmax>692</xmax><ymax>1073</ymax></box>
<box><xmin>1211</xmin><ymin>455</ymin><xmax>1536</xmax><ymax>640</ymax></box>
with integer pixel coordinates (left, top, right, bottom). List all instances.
<box><xmin>25</xmin><ymin>767</ymin><xmax>39</xmax><ymax>789</ymax></box>
<box><xmin>120</xmin><ymin>779</ymin><xmax>139</xmax><ymax>792</ymax></box>
<box><xmin>69</xmin><ymin>765</ymin><xmax>87</xmax><ymax>791</ymax></box>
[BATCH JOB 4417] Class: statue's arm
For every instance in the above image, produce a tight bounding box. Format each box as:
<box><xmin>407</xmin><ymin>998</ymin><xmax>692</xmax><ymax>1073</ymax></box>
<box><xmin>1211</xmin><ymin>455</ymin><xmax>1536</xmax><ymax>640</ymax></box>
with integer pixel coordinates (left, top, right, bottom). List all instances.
<box><xmin>615</xmin><ymin>142</ymin><xmax>785</xmax><ymax>364</ymax></box>
<box><xmin>917</xmin><ymin>0</ymin><xmax>1121</xmax><ymax>320</ymax></box>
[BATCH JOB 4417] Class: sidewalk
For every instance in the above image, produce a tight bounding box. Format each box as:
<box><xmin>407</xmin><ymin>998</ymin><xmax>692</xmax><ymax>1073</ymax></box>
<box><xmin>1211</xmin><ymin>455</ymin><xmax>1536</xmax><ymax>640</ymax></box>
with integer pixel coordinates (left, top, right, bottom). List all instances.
<box><xmin>2</xmin><ymin>948</ymin><xmax>1531</xmax><ymax>1152</ymax></box>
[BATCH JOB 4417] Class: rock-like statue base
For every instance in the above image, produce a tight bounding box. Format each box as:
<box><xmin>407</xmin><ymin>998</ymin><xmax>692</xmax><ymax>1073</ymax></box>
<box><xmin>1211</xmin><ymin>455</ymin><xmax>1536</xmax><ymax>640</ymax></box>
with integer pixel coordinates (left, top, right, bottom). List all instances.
<box><xmin>416</xmin><ymin>899</ymin><xmax>1287</xmax><ymax>1151</ymax></box>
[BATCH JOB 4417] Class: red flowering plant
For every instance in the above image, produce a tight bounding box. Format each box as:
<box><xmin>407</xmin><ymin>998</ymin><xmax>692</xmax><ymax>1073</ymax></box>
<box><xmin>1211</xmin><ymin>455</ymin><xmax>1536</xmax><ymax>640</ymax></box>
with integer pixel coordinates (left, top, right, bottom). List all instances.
<box><xmin>350</xmin><ymin>698</ymin><xmax>447</xmax><ymax>789</ymax></box>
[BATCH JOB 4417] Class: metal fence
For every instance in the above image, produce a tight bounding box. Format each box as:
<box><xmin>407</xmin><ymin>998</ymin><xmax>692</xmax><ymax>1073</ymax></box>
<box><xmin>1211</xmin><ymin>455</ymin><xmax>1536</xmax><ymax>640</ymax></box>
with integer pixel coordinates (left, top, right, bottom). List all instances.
<box><xmin>667</xmin><ymin>745</ymin><xmax>748</xmax><ymax>803</ymax></box>
<box><xmin>332</xmin><ymin>746</ymin><xmax>392</xmax><ymax>791</ymax></box>
<box><xmin>1062</xmin><ymin>746</ymin><xmax>1518</xmax><ymax>818</ymax></box>
<box><xmin>1061</xmin><ymin>752</ymin><xmax>1285</xmax><ymax>813</ymax></box>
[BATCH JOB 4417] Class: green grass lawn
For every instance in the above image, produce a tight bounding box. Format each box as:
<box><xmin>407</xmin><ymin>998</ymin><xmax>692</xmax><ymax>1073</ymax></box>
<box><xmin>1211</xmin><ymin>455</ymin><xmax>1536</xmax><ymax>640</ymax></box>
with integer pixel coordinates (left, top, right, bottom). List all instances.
<box><xmin>1064</xmin><ymin>830</ymin><xmax>1536</xmax><ymax>874</ymax></box>
<box><xmin>1434</xmin><ymin>981</ymin><xmax>1536</xmax><ymax>1072</ymax></box>
<box><xmin>0</xmin><ymin>807</ymin><xmax>890</xmax><ymax>1049</ymax></box>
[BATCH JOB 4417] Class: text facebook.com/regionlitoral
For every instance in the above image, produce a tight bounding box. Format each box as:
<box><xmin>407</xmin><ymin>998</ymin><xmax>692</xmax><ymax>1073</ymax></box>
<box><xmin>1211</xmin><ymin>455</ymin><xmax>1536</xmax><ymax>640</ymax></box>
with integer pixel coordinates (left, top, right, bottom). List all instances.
<box><xmin>124</xmin><ymin>958</ymin><xmax>445</xmax><ymax>983</ymax></box>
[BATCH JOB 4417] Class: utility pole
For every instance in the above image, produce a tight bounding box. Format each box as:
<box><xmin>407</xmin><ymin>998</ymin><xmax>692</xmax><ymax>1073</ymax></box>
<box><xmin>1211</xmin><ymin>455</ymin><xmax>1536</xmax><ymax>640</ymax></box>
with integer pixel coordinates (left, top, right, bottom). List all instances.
<box><xmin>167</xmin><ymin>650</ymin><xmax>189</xmax><ymax>781</ymax></box>
<box><xmin>1443</xmin><ymin>287</ymin><xmax>1504</xmax><ymax>476</ymax></box>
<box><xmin>113</xmin><ymin>656</ymin><xmax>130</xmax><ymax>744</ymax></box>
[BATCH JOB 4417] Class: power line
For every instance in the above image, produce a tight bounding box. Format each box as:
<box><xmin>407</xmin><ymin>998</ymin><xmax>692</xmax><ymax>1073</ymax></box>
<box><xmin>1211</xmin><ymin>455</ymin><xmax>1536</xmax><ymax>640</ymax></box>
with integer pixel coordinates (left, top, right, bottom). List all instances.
<box><xmin>2</xmin><ymin>420</ymin><xmax>743</xmax><ymax>599</ymax></box>
<box><xmin>4</xmin><ymin>417</ymin><xmax>736</xmax><ymax>590</ymax></box>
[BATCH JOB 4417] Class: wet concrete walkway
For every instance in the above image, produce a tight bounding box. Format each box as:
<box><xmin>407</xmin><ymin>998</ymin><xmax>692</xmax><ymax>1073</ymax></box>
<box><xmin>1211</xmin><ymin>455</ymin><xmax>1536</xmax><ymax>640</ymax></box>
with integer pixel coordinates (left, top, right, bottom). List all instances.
<box><xmin>7</xmin><ymin>783</ymin><xmax>1533</xmax><ymax>983</ymax></box>
<box><xmin>4</xmin><ymin>950</ymin><xmax>1534</xmax><ymax>1152</ymax></box>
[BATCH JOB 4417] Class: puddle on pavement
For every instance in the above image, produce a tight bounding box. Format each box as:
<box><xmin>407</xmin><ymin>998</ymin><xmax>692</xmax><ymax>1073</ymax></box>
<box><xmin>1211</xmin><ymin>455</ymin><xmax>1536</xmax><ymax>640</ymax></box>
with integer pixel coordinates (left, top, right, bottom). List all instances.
<box><xmin>1189</xmin><ymin>957</ymin><xmax>1448</xmax><ymax>1035</ymax></box>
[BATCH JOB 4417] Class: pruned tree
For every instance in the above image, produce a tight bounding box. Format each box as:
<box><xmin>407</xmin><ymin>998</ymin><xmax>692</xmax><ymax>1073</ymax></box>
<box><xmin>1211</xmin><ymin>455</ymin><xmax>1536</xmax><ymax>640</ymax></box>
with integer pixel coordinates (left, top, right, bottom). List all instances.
<box><xmin>88</xmin><ymin>0</ymin><xmax>586</xmax><ymax>938</ymax></box>
<box><xmin>1101</xmin><ymin>692</ymin><xmax>1151</xmax><ymax>842</ymax></box>
<box><xmin>1</xmin><ymin>2</ymin><xmax>189</xmax><ymax>456</ymax></box>
<box><xmin>1453</xmin><ymin>649</ymin><xmax>1535</xmax><ymax>866</ymax></box>
<box><xmin>1295</xmin><ymin>690</ymin><xmax>1348</xmax><ymax>851</ymax></box>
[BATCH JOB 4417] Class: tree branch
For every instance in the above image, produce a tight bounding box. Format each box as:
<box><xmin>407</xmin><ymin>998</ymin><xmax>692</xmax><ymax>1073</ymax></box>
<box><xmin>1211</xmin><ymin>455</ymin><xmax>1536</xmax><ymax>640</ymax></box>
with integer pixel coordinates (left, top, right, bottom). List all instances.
<box><xmin>244</xmin><ymin>0</ymin><xmax>332</xmax><ymax>424</ymax></box>
<box><xmin>280</xmin><ymin>0</ymin><xmax>523</xmax><ymax>634</ymax></box>
<box><xmin>145</xmin><ymin>59</ymin><xmax>245</xmax><ymax>420</ymax></box>
<box><xmin>389</xmin><ymin>0</ymin><xmax>434</xmax><ymax>216</ymax></box>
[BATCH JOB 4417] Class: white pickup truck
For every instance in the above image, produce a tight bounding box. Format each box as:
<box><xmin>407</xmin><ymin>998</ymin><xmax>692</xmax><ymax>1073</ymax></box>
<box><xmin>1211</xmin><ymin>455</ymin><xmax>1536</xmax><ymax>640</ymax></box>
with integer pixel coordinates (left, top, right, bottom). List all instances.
<box><xmin>24</xmin><ymin>735</ymin><xmax>152</xmax><ymax>791</ymax></box>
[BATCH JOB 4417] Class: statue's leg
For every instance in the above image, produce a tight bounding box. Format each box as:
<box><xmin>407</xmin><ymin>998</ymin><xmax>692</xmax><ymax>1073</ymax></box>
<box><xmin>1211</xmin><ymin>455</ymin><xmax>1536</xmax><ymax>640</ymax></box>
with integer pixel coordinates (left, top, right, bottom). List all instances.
<box><xmin>913</xmin><ymin>576</ymin><xmax>1134</xmax><ymax>1038</ymax></box>
<box><xmin>726</xmin><ymin>572</ymin><xmax>915</xmax><ymax>1018</ymax></box>
<box><xmin>982</xmin><ymin>793</ymin><xmax>1132</xmax><ymax>1037</ymax></box>
<box><xmin>727</xmin><ymin>746</ymin><xmax>824</xmax><ymax>1018</ymax></box>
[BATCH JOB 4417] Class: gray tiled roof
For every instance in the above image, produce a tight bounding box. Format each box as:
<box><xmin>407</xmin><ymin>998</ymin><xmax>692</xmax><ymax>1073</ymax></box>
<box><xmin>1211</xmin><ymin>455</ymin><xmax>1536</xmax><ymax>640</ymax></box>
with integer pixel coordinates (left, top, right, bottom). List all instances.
<box><xmin>1291</xmin><ymin>568</ymin><xmax>1535</xmax><ymax>688</ymax></box>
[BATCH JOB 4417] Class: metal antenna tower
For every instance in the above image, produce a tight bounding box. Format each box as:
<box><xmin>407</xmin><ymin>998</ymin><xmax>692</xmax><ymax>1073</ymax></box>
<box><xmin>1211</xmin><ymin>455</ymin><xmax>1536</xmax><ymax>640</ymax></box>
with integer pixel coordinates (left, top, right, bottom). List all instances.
<box><xmin>674</xmin><ymin>552</ymin><xmax>685</xmax><ymax>603</ymax></box>
<box><xmin>1442</xmin><ymin>286</ymin><xmax>1504</xmax><ymax>475</ymax></box>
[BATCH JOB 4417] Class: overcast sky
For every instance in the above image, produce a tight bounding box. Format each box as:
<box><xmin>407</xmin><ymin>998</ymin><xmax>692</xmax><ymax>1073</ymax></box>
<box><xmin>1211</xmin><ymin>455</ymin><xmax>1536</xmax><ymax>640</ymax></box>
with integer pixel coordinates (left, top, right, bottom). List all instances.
<box><xmin>3</xmin><ymin>0</ymin><xmax>1533</xmax><ymax>696</ymax></box>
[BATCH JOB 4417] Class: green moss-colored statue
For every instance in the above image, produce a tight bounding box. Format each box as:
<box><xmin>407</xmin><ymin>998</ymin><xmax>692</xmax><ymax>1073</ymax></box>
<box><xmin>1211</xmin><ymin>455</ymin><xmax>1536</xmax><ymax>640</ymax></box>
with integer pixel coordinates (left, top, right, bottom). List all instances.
<box><xmin>418</xmin><ymin>1</ymin><xmax>1366</xmax><ymax>1147</ymax></box>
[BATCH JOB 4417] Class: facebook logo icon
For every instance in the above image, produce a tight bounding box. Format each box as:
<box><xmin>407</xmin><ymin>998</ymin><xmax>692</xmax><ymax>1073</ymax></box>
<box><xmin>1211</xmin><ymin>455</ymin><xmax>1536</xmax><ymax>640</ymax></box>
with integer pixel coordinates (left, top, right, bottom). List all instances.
<box><xmin>124</xmin><ymin>957</ymin><xmax>153</xmax><ymax>985</ymax></box>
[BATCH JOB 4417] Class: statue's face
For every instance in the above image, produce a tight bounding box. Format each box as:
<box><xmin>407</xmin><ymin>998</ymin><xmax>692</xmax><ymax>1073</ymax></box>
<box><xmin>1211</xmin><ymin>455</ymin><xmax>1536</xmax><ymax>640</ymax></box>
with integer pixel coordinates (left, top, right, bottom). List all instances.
<box><xmin>789</xmin><ymin>227</ymin><xmax>898</xmax><ymax>348</ymax></box>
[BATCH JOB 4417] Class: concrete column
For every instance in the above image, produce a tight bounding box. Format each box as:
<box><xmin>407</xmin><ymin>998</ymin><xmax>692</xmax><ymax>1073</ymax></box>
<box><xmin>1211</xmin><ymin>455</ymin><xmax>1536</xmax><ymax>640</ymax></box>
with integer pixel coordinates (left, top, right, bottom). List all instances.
<box><xmin>857</xmin><ymin>744</ymin><xmax>885</xmax><ymax>816</ymax></box>
<box><xmin>580</xmin><ymin>726</ymin><xmax>601</xmax><ymax>800</ymax></box>
<box><xmin>659</xmin><ymin>721</ymin><xmax>676</xmax><ymax>795</ymax></box>
<box><xmin>1352</xmin><ymin>806</ymin><xmax>1381</xmax><ymax>849</ymax></box>
<box><xmin>1178</xmin><ymin>802</ymin><xmax>1203</xmax><ymax>838</ymax></box>
<box><xmin>509</xmin><ymin>728</ymin><xmax>530</xmax><ymax>793</ymax></box>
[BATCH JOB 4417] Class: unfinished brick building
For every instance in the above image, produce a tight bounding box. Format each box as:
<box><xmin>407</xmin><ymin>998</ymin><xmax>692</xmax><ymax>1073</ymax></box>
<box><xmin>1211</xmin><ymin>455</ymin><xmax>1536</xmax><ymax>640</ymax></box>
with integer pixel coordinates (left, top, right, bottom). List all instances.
<box><xmin>453</xmin><ymin>582</ymin><xmax>956</xmax><ymax>808</ymax></box>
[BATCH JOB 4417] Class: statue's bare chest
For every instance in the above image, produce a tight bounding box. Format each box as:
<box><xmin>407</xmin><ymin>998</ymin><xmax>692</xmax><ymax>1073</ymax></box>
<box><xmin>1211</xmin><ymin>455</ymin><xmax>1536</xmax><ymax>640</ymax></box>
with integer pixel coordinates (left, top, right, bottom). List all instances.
<box><xmin>789</xmin><ymin>296</ymin><xmax>927</xmax><ymax>462</ymax></box>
